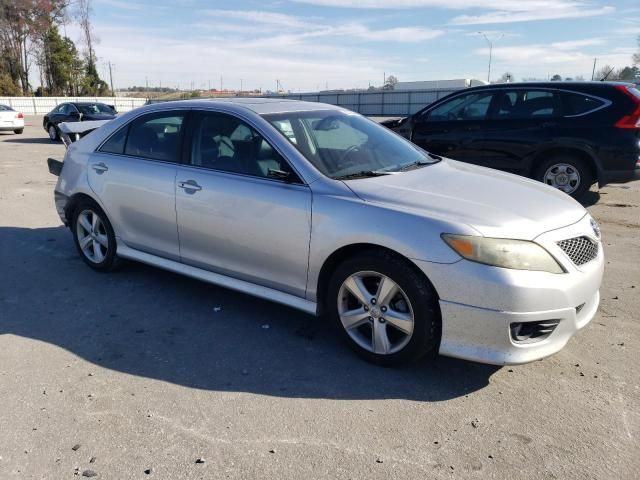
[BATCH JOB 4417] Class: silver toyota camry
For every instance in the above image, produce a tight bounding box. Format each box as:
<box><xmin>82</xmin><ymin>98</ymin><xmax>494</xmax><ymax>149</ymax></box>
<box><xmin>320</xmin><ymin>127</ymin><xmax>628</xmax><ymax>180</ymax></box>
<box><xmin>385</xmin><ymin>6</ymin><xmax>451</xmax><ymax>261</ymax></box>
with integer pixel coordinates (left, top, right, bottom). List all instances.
<box><xmin>50</xmin><ymin>99</ymin><xmax>604</xmax><ymax>366</ymax></box>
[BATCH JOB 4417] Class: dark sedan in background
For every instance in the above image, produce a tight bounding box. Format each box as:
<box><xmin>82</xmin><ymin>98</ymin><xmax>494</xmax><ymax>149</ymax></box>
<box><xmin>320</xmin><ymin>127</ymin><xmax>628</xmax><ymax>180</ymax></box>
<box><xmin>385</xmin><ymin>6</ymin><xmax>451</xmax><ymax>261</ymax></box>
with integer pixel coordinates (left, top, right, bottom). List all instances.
<box><xmin>383</xmin><ymin>82</ymin><xmax>640</xmax><ymax>198</ymax></box>
<box><xmin>43</xmin><ymin>102</ymin><xmax>117</xmax><ymax>141</ymax></box>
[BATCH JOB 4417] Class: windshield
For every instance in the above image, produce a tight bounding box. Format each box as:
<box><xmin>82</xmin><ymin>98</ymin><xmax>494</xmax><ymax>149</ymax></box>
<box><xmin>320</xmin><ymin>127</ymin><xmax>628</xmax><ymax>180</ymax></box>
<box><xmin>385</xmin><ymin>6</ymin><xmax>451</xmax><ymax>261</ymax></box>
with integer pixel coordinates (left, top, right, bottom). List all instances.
<box><xmin>77</xmin><ymin>103</ymin><xmax>114</xmax><ymax>115</ymax></box>
<box><xmin>263</xmin><ymin>110</ymin><xmax>438</xmax><ymax>179</ymax></box>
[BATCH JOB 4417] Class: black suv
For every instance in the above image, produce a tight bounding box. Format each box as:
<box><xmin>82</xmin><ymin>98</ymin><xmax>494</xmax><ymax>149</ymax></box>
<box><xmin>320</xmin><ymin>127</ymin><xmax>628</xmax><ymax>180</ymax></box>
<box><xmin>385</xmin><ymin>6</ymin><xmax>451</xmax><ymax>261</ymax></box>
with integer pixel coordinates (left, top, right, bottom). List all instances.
<box><xmin>382</xmin><ymin>82</ymin><xmax>640</xmax><ymax>197</ymax></box>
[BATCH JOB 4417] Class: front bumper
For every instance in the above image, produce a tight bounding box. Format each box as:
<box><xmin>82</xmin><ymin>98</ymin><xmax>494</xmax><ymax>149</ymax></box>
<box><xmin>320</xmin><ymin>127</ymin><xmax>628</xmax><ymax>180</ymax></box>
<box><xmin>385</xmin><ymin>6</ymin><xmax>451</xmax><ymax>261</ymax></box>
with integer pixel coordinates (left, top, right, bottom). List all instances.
<box><xmin>415</xmin><ymin>214</ymin><xmax>604</xmax><ymax>365</ymax></box>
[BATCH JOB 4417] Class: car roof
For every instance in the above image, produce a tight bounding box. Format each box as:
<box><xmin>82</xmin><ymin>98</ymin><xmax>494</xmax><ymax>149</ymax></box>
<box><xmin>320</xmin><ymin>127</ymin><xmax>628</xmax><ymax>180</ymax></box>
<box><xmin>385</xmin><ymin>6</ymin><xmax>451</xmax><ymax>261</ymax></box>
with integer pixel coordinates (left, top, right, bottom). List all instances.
<box><xmin>464</xmin><ymin>81</ymin><xmax>636</xmax><ymax>92</ymax></box>
<box><xmin>145</xmin><ymin>98</ymin><xmax>341</xmax><ymax>115</ymax></box>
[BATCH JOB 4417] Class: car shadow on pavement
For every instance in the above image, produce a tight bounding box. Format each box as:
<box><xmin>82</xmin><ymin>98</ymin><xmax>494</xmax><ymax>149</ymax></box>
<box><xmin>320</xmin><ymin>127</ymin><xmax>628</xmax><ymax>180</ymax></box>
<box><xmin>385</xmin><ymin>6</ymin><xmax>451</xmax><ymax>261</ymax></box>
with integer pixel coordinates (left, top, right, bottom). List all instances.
<box><xmin>579</xmin><ymin>190</ymin><xmax>601</xmax><ymax>207</ymax></box>
<box><xmin>0</xmin><ymin>226</ymin><xmax>499</xmax><ymax>402</ymax></box>
<box><xmin>1</xmin><ymin>137</ymin><xmax>56</xmax><ymax>144</ymax></box>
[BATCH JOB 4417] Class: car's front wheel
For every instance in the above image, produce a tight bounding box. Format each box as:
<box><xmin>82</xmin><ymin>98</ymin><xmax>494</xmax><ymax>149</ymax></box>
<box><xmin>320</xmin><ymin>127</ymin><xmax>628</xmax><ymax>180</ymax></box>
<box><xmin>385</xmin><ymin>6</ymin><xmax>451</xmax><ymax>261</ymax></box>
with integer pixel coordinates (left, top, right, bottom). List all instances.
<box><xmin>327</xmin><ymin>250</ymin><xmax>440</xmax><ymax>366</ymax></box>
<box><xmin>71</xmin><ymin>199</ymin><xmax>120</xmax><ymax>271</ymax></box>
<box><xmin>48</xmin><ymin>124</ymin><xmax>58</xmax><ymax>141</ymax></box>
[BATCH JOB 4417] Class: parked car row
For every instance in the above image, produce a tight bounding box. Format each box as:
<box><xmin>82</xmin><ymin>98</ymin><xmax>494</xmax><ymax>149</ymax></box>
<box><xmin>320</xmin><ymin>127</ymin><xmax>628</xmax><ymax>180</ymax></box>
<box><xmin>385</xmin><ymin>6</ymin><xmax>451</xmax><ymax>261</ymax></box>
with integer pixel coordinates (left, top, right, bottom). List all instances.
<box><xmin>0</xmin><ymin>104</ymin><xmax>24</xmax><ymax>134</ymax></box>
<box><xmin>48</xmin><ymin>98</ymin><xmax>605</xmax><ymax>366</ymax></box>
<box><xmin>382</xmin><ymin>81</ymin><xmax>640</xmax><ymax>198</ymax></box>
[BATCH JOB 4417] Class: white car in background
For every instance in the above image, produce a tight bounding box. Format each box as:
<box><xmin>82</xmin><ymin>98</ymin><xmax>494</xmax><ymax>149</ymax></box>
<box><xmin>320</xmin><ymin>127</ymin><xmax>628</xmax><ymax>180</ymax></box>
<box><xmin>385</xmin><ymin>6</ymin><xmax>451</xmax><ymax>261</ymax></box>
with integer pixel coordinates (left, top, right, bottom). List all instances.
<box><xmin>0</xmin><ymin>104</ymin><xmax>24</xmax><ymax>134</ymax></box>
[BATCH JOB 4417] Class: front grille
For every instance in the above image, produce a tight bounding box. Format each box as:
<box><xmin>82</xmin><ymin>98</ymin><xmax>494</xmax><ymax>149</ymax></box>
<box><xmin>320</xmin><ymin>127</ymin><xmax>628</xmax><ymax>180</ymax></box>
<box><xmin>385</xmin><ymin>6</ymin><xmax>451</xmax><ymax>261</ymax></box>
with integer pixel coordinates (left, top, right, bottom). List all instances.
<box><xmin>510</xmin><ymin>320</ymin><xmax>560</xmax><ymax>343</ymax></box>
<box><xmin>557</xmin><ymin>236</ymin><xmax>599</xmax><ymax>266</ymax></box>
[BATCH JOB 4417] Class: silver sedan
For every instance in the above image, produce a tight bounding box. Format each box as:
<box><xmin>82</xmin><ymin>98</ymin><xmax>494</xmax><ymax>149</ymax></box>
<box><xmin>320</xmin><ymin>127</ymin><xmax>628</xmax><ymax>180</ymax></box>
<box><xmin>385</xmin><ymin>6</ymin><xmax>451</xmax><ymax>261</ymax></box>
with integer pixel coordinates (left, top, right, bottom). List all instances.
<box><xmin>50</xmin><ymin>99</ymin><xmax>603</xmax><ymax>366</ymax></box>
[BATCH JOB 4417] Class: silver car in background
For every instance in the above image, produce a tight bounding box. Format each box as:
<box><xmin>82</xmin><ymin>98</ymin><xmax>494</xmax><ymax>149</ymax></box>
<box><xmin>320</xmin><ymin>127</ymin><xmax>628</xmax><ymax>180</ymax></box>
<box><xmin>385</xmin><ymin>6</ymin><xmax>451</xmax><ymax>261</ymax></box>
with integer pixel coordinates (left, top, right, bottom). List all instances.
<box><xmin>50</xmin><ymin>99</ymin><xmax>604</xmax><ymax>366</ymax></box>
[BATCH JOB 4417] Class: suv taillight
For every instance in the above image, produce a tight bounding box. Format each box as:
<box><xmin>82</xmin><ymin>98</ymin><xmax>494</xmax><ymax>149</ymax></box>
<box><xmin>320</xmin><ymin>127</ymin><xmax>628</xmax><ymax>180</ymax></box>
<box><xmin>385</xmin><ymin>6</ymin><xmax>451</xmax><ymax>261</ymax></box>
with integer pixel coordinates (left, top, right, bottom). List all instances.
<box><xmin>16</xmin><ymin>112</ymin><xmax>24</xmax><ymax>119</ymax></box>
<box><xmin>614</xmin><ymin>85</ymin><xmax>640</xmax><ymax>129</ymax></box>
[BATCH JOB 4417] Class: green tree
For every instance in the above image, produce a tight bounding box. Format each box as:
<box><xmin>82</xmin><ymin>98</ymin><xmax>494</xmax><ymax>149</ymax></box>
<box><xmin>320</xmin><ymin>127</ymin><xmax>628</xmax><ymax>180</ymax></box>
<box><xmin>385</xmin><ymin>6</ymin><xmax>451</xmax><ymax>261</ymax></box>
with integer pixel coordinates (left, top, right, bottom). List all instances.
<box><xmin>550</xmin><ymin>74</ymin><xmax>562</xmax><ymax>81</ymax></box>
<box><xmin>79</xmin><ymin>57</ymin><xmax>109</xmax><ymax>95</ymax></box>
<box><xmin>39</xmin><ymin>25</ymin><xmax>83</xmax><ymax>95</ymax></box>
<box><xmin>634</xmin><ymin>35</ymin><xmax>639</xmax><ymax>65</ymax></box>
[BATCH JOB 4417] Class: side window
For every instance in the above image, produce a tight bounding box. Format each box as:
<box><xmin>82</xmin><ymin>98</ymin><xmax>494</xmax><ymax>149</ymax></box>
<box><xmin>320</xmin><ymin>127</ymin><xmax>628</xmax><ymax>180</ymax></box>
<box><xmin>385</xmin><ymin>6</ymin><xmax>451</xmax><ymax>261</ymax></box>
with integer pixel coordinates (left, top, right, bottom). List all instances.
<box><xmin>189</xmin><ymin>112</ymin><xmax>294</xmax><ymax>180</ymax></box>
<box><xmin>124</xmin><ymin>113</ymin><xmax>185</xmax><ymax>162</ymax></box>
<box><xmin>561</xmin><ymin>92</ymin><xmax>606</xmax><ymax>116</ymax></box>
<box><xmin>99</xmin><ymin>126</ymin><xmax>128</xmax><ymax>155</ymax></box>
<box><xmin>497</xmin><ymin>90</ymin><xmax>558</xmax><ymax>119</ymax></box>
<box><xmin>56</xmin><ymin>104</ymin><xmax>67</xmax><ymax>114</ymax></box>
<box><xmin>426</xmin><ymin>92</ymin><xmax>494</xmax><ymax>121</ymax></box>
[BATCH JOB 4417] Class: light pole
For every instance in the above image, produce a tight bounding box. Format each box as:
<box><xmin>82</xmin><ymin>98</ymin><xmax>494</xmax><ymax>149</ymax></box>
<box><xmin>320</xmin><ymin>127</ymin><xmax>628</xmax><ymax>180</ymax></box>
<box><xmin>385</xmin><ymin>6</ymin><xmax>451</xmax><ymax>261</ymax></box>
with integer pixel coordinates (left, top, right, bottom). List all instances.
<box><xmin>478</xmin><ymin>32</ymin><xmax>503</xmax><ymax>83</ymax></box>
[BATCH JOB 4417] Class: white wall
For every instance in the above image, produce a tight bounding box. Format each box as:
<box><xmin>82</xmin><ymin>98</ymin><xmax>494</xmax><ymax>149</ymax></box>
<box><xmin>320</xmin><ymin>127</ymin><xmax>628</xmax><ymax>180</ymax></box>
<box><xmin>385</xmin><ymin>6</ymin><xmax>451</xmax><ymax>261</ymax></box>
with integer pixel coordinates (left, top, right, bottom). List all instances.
<box><xmin>0</xmin><ymin>97</ymin><xmax>147</xmax><ymax>115</ymax></box>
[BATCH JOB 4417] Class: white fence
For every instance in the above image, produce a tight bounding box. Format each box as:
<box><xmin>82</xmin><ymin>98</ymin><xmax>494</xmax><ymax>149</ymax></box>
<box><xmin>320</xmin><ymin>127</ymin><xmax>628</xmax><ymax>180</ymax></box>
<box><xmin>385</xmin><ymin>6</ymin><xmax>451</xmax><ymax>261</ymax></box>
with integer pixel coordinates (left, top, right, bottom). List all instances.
<box><xmin>0</xmin><ymin>97</ymin><xmax>147</xmax><ymax>115</ymax></box>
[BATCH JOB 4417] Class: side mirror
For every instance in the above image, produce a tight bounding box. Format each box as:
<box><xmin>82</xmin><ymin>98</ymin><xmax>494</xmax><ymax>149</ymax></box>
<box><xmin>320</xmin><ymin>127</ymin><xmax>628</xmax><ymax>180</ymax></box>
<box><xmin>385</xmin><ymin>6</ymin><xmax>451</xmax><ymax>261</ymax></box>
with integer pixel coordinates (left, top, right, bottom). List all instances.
<box><xmin>268</xmin><ymin>168</ymin><xmax>293</xmax><ymax>182</ymax></box>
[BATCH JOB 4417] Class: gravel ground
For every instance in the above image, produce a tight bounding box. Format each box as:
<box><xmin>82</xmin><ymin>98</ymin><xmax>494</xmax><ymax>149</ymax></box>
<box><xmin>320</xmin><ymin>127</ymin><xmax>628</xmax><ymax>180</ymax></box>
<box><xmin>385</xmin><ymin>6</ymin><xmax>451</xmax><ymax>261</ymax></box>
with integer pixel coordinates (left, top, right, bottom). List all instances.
<box><xmin>0</xmin><ymin>117</ymin><xmax>638</xmax><ymax>479</ymax></box>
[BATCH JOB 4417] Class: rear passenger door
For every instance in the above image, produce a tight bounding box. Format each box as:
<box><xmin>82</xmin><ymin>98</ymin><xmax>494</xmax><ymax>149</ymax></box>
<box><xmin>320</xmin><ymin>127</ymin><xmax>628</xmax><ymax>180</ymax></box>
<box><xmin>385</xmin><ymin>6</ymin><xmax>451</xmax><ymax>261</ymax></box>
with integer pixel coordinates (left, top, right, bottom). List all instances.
<box><xmin>411</xmin><ymin>91</ymin><xmax>497</xmax><ymax>164</ymax></box>
<box><xmin>88</xmin><ymin>111</ymin><xmax>187</xmax><ymax>260</ymax></box>
<box><xmin>481</xmin><ymin>89</ymin><xmax>561</xmax><ymax>175</ymax></box>
<box><xmin>175</xmin><ymin>110</ymin><xmax>312</xmax><ymax>297</ymax></box>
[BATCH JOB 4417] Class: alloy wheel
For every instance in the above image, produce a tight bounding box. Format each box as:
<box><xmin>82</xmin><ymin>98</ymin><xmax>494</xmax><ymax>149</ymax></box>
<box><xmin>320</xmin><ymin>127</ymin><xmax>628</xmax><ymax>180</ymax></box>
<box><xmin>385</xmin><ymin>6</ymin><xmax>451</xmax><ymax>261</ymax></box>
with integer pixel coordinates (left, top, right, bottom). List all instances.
<box><xmin>543</xmin><ymin>163</ymin><xmax>581</xmax><ymax>194</ymax></box>
<box><xmin>337</xmin><ymin>271</ymin><xmax>414</xmax><ymax>355</ymax></box>
<box><xmin>75</xmin><ymin>209</ymin><xmax>109</xmax><ymax>264</ymax></box>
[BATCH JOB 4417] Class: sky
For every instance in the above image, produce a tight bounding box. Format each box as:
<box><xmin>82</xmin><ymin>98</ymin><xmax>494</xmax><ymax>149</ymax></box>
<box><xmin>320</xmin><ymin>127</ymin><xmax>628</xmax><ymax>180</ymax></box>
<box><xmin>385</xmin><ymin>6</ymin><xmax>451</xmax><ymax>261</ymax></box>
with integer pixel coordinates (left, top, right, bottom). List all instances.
<box><xmin>60</xmin><ymin>0</ymin><xmax>639</xmax><ymax>92</ymax></box>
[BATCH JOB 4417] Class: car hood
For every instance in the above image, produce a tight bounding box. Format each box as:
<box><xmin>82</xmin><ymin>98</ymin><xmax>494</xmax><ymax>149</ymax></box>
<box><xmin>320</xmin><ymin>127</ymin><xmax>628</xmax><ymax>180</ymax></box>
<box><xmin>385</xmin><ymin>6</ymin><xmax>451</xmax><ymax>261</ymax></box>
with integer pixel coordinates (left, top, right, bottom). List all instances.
<box><xmin>344</xmin><ymin>159</ymin><xmax>587</xmax><ymax>240</ymax></box>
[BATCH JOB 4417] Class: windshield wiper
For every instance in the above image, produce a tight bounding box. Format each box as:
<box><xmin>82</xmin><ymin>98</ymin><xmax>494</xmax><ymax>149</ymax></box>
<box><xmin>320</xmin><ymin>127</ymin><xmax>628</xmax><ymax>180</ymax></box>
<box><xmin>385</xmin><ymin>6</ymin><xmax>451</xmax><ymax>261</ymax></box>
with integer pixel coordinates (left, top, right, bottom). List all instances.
<box><xmin>334</xmin><ymin>170</ymin><xmax>393</xmax><ymax>180</ymax></box>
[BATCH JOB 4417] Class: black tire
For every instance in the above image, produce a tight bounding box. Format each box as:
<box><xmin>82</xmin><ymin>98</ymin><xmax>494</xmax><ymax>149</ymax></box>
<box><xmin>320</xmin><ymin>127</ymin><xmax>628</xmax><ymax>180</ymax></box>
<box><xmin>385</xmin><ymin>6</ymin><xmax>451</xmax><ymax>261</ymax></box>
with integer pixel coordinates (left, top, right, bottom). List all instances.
<box><xmin>327</xmin><ymin>249</ymin><xmax>440</xmax><ymax>366</ymax></box>
<box><xmin>47</xmin><ymin>124</ymin><xmax>59</xmax><ymax>141</ymax></box>
<box><xmin>71</xmin><ymin>198</ymin><xmax>120</xmax><ymax>272</ymax></box>
<box><xmin>13</xmin><ymin>128</ymin><xmax>23</xmax><ymax>134</ymax></box>
<box><xmin>534</xmin><ymin>155</ymin><xmax>594</xmax><ymax>199</ymax></box>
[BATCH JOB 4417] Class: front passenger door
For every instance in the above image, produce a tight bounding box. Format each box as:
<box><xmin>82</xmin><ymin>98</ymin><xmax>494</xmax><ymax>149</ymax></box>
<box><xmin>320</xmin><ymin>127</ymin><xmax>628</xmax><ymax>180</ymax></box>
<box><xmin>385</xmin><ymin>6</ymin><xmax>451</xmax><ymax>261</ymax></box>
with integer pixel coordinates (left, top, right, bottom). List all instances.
<box><xmin>175</xmin><ymin>111</ymin><xmax>312</xmax><ymax>297</ymax></box>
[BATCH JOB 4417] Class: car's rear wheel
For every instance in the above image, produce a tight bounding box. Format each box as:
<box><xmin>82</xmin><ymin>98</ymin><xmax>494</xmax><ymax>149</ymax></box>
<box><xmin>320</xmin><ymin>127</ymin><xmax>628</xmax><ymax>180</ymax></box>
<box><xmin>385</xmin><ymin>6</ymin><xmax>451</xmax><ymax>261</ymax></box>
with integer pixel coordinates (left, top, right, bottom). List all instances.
<box><xmin>327</xmin><ymin>250</ymin><xmax>440</xmax><ymax>366</ymax></box>
<box><xmin>535</xmin><ymin>155</ymin><xmax>593</xmax><ymax>198</ymax></box>
<box><xmin>48</xmin><ymin>124</ymin><xmax>58</xmax><ymax>141</ymax></box>
<box><xmin>71</xmin><ymin>199</ymin><xmax>120</xmax><ymax>271</ymax></box>
<box><xmin>13</xmin><ymin>128</ymin><xmax>23</xmax><ymax>134</ymax></box>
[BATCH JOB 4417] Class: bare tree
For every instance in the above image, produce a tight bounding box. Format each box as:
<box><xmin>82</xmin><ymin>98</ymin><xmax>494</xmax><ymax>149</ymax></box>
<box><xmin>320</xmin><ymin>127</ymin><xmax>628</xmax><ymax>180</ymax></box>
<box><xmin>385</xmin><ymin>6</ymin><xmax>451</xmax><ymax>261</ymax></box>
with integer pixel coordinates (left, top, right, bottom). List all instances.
<box><xmin>634</xmin><ymin>35</ymin><xmax>640</xmax><ymax>65</ymax></box>
<box><xmin>76</xmin><ymin>0</ymin><xmax>95</xmax><ymax>65</ymax></box>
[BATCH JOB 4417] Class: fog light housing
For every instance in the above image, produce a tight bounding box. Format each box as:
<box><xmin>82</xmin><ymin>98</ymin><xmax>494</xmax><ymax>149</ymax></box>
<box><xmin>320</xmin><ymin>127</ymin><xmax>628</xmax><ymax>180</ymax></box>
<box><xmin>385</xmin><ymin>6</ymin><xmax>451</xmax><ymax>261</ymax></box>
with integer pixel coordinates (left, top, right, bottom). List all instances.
<box><xmin>510</xmin><ymin>320</ymin><xmax>560</xmax><ymax>343</ymax></box>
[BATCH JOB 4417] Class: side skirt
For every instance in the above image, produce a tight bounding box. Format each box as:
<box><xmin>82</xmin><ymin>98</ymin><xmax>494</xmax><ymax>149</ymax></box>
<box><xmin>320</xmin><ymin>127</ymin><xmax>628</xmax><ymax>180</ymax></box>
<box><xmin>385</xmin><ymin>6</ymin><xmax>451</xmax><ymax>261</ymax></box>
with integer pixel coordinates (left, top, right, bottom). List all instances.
<box><xmin>116</xmin><ymin>243</ymin><xmax>319</xmax><ymax>316</ymax></box>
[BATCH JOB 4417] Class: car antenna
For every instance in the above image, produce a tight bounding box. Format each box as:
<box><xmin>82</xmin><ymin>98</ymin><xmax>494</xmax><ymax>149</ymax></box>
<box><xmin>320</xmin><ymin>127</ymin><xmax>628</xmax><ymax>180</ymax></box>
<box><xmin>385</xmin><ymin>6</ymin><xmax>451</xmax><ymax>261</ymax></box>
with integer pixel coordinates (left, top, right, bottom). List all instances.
<box><xmin>600</xmin><ymin>67</ymin><xmax>615</xmax><ymax>81</ymax></box>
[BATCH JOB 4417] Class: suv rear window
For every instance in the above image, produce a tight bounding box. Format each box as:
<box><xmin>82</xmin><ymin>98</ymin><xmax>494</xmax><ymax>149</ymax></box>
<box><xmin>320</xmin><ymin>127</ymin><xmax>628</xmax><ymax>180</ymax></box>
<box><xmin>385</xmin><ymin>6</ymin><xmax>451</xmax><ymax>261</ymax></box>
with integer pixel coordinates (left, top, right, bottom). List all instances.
<box><xmin>561</xmin><ymin>92</ymin><xmax>606</xmax><ymax>116</ymax></box>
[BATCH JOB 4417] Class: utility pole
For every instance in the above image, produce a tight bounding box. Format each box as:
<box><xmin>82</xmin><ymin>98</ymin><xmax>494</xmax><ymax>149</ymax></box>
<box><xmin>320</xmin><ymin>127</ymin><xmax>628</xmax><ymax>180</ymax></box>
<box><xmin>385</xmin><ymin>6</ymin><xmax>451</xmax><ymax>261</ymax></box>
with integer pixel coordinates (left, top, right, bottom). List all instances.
<box><xmin>145</xmin><ymin>76</ymin><xmax>149</xmax><ymax>99</ymax></box>
<box><xmin>107</xmin><ymin>61</ymin><xmax>114</xmax><ymax>96</ymax></box>
<box><xmin>478</xmin><ymin>32</ymin><xmax>503</xmax><ymax>83</ymax></box>
<box><xmin>591</xmin><ymin>58</ymin><xmax>597</xmax><ymax>81</ymax></box>
<box><xmin>220</xmin><ymin>75</ymin><xmax>223</xmax><ymax>92</ymax></box>
<box><xmin>240</xmin><ymin>78</ymin><xmax>243</xmax><ymax>93</ymax></box>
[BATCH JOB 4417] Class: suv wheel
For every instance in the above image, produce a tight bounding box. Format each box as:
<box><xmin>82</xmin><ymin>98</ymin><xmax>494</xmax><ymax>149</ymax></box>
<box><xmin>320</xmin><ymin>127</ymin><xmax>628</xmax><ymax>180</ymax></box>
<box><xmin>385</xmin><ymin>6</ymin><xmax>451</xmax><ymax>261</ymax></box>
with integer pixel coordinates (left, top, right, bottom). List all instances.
<box><xmin>71</xmin><ymin>199</ymin><xmax>120</xmax><ymax>271</ymax></box>
<box><xmin>13</xmin><ymin>128</ymin><xmax>23</xmax><ymax>134</ymax></box>
<box><xmin>327</xmin><ymin>250</ymin><xmax>440</xmax><ymax>366</ymax></box>
<box><xmin>48</xmin><ymin>124</ymin><xmax>58</xmax><ymax>141</ymax></box>
<box><xmin>535</xmin><ymin>155</ymin><xmax>593</xmax><ymax>198</ymax></box>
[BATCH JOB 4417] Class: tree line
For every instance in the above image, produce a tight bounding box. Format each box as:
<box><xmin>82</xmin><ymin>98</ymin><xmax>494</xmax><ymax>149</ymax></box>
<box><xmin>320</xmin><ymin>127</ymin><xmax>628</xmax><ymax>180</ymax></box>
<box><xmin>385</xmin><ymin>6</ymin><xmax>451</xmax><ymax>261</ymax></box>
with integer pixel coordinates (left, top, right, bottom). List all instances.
<box><xmin>0</xmin><ymin>0</ymin><xmax>109</xmax><ymax>97</ymax></box>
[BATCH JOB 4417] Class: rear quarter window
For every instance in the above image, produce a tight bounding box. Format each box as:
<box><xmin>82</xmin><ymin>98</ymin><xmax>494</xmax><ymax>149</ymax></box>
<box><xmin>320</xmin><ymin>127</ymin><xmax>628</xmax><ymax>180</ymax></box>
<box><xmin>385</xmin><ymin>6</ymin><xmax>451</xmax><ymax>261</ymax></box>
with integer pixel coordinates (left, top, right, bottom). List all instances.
<box><xmin>561</xmin><ymin>92</ymin><xmax>606</xmax><ymax>116</ymax></box>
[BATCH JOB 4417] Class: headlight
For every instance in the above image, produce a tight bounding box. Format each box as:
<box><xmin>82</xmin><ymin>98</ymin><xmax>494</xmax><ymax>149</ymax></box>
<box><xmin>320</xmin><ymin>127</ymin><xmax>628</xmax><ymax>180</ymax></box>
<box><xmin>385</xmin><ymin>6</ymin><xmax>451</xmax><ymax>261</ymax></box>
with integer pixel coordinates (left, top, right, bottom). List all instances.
<box><xmin>441</xmin><ymin>234</ymin><xmax>564</xmax><ymax>274</ymax></box>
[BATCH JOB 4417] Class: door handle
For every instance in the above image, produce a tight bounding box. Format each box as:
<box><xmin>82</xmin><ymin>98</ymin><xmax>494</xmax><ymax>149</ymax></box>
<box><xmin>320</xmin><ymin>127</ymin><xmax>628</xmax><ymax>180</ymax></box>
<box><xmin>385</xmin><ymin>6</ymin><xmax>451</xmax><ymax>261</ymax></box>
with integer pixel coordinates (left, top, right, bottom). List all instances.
<box><xmin>178</xmin><ymin>180</ymin><xmax>202</xmax><ymax>192</ymax></box>
<box><xmin>92</xmin><ymin>162</ymin><xmax>108</xmax><ymax>174</ymax></box>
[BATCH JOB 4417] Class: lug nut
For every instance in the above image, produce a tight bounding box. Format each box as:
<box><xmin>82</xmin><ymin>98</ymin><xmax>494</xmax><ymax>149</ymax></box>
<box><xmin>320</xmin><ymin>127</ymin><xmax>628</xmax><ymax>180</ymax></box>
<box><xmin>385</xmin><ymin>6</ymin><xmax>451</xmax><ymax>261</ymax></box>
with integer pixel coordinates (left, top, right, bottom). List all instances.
<box><xmin>379</xmin><ymin>318</ymin><xmax>386</xmax><ymax>323</ymax></box>
<box><xmin>371</xmin><ymin>298</ymin><xmax>377</xmax><ymax>305</ymax></box>
<box><xmin>381</xmin><ymin>306</ymin><xmax>387</xmax><ymax>312</ymax></box>
<box><xmin>364</xmin><ymin>305</ymin><xmax>369</xmax><ymax>311</ymax></box>
<box><xmin>368</xmin><ymin>316</ymin><xmax>373</xmax><ymax>321</ymax></box>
